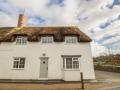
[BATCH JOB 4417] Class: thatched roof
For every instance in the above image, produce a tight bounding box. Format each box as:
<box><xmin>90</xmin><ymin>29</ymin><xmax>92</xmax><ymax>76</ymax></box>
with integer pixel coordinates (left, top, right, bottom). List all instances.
<box><xmin>0</xmin><ymin>26</ymin><xmax>92</xmax><ymax>42</ymax></box>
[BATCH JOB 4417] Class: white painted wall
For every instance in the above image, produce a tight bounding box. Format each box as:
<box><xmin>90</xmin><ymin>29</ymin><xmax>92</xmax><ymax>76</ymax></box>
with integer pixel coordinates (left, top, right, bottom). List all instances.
<box><xmin>0</xmin><ymin>41</ymin><xmax>95</xmax><ymax>81</ymax></box>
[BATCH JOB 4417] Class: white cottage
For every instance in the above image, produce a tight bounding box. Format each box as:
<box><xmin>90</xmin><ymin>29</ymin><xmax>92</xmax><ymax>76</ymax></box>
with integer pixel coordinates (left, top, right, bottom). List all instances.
<box><xmin>0</xmin><ymin>14</ymin><xmax>95</xmax><ymax>81</ymax></box>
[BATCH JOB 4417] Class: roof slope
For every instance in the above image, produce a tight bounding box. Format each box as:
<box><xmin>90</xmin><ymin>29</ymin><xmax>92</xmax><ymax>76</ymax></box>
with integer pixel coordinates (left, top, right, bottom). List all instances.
<box><xmin>0</xmin><ymin>26</ymin><xmax>92</xmax><ymax>42</ymax></box>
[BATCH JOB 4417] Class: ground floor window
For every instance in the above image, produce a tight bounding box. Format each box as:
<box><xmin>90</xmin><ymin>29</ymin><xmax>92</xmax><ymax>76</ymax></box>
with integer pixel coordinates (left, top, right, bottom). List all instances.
<box><xmin>13</xmin><ymin>57</ymin><xmax>25</xmax><ymax>69</ymax></box>
<box><xmin>63</xmin><ymin>56</ymin><xmax>79</xmax><ymax>70</ymax></box>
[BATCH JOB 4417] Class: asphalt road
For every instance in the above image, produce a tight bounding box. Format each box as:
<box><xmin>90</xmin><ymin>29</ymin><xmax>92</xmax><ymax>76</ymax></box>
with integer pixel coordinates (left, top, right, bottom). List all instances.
<box><xmin>0</xmin><ymin>70</ymin><xmax>119</xmax><ymax>90</ymax></box>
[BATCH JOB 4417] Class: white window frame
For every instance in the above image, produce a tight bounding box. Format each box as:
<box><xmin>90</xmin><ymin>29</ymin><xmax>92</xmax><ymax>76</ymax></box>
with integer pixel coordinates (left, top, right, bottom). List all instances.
<box><xmin>16</xmin><ymin>36</ymin><xmax>27</xmax><ymax>45</ymax></box>
<box><xmin>41</xmin><ymin>36</ymin><xmax>53</xmax><ymax>44</ymax></box>
<box><xmin>63</xmin><ymin>57</ymin><xmax>79</xmax><ymax>70</ymax></box>
<box><xmin>65</xmin><ymin>36</ymin><xmax>77</xmax><ymax>44</ymax></box>
<box><xmin>13</xmin><ymin>57</ymin><xmax>26</xmax><ymax>69</ymax></box>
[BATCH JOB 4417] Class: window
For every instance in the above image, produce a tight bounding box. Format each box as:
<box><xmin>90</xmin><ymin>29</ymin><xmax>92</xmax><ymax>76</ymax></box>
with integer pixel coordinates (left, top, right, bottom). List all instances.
<box><xmin>65</xmin><ymin>36</ymin><xmax>77</xmax><ymax>44</ymax></box>
<box><xmin>41</xmin><ymin>36</ymin><xmax>53</xmax><ymax>43</ymax></box>
<box><xmin>13</xmin><ymin>57</ymin><xmax>25</xmax><ymax>69</ymax></box>
<box><xmin>63</xmin><ymin>57</ymin><xmax>79</xmax><ymax>70</ymax></box>
<box><xmin>16</xmin><ymin>36</ymin><xmax>27</xmax><ymax>45</ymax></box>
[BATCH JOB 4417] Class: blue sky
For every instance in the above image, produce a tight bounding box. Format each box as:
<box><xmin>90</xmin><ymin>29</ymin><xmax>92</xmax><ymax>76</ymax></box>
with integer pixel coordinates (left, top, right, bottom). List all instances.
<box><xmin>0</xmin><ymin>0</ymin><xmax>120</xmax><ymax>56</ymax></box>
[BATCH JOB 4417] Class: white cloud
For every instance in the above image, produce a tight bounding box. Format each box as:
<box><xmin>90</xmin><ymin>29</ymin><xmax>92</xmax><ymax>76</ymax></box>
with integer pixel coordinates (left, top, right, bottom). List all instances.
<box><xmin>8</xmin><ymin>0</ymin><xmax>48</xmax><ymax>13</ymax></box>
<box><xmin>102</xmin><ymin>35</ymin><xmax>120</xmax><ymax>45</ymax></box>
<box><xmin>94</xmin><ymin>20</ymin><xmax>120</xmax><ymax>41</ymax></box>
<box><xmin>91</xmin><ymin>41</ymin><xmax>107</xmax><ymax>57</ymax></box>
<box><xmin>0</xmin><ymin>12</ymin><xmax>17</xmax><ymax>27</ymax></box>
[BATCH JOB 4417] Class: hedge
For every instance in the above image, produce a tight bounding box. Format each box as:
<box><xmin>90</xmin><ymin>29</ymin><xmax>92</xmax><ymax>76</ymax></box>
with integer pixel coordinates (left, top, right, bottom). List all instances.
<box><xmin>94</xmin><ymin>65</ymin><xmax>120</xmax><ymax>73</ymax></box>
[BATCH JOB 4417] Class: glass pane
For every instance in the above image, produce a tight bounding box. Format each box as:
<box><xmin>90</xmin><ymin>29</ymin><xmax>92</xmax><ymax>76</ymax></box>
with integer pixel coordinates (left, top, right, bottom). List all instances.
<box><xmin>48</xmin><ymin>37</ymin><xmax>52</xmax><ymax>43</ymax></box>
<box><xmin>14</xmin><ymin>61</ymin><xmax>19</xmax><ymax>65</ymax></box>
<box><xmin>14</xmin><ymin>64</ymin><xmax>18</xmax><ymax>68</ymax></box>
<box><xmin>13</xmin><ymin>65</ymin><xmax>16</xmax><ymax>68</ymax></box>
<box><xmin>19</xmin><ymin>64</ymin><xmax>24</xmax><ymax>68</ymax></box>
<box><xmin>19</xmin><ymin>64</ymin><xmax>22</xmax><ymax>68</ymax></box>
<box><xmin>42</xmin><ymin>37</ymin><xmax>46</xmax><ymax>43</ymax></box>
<box><xmin>21</xmin><ymin>64</ymin><xmax>24</xmax><ymax>68</ymax></box>
<box><xmin>13</xmin><ymin>61</ymin><xmax>19</xmax><ymax>68</ymax></box>
<box><xmin>42</xmin><ymin>37</ymin><xmax>53</xmax><ymax>43</ymax></box>
<box><xmin>22</xmin><ymin>38</ymin><xmax>27</xmax><ymax>44</ymax></box>
<box><xmin>16</xmin><ymin>37</ymin><xmax>27</xmax><ymax>44</ymax></box>
<box><xmin>65</xmin><ymin>36</ymin><xmax>77</xmax><ymax>43</ymax></box>
<box><xmin>66</xmin><ymin>58</ymin><xmax>72</xmax><ymax>69</ymax></box>
<box><xmin>73</xmin><ymin>61</ymin><xmax>79</xmax><ymax>69</ymax></box>
<box><xmin>73</xmin><ymin>58</ymin><xmax>78</xmax><ymax>60</ymax></box>
<box><xmin>14</xmin><ymin>57</ymin><xmax>19</xmax><ymax>60</ymax></box>
<box><xmin>20</xmin><ymin>58</ymin><xmax>25</xmax><ymax>64</ymax></box>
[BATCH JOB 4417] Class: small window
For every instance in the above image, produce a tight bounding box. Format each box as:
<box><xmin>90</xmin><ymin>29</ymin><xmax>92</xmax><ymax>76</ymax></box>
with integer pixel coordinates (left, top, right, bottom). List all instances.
<box><xmin>63</xmin><ymin>57</ymin><xmax>79</xmax><ymax>70</ymax></box>
<box><xmin>13</xmin><ymin>57</ymin><xmax>25</xmax><ymax>69</ymax></box>
<box><xmin>16</xmin><ymin>36</ymin><xmax>27</xmax><ymax>45</ymax></box>
<box><xmin>65</xmin><ymin>36</ymin><xmax>77</xmax><ymax>44</ymax></box>
<box><xmin>41</xmin><ymin>36</ymin><xmax>53</xmax><ymax>43</ymax></box>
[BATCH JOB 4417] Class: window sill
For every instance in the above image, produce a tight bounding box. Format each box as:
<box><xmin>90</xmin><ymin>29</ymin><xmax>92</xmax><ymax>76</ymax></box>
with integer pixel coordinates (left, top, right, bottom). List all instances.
<box><xmin>40</xmin><ymin>43</ymin><xmax>53</xmax><ymax>45</ymax></box>
<box><xmin>15</xmin><ymin>44</ymin><xmax>27</xmax><ymax>45</ymax></box>
<box><xmin>64</xmin><ymin>69</ymin><xmax>80</xmax><ymax>71</ymax></box>
<box><xmin>11</xmin><ymin>68</ymin><xmax>25</xmax><ymax>70</ymax></box>
<box><xmin>65</xmin><ymin>43</ymin><xmax>77</xmax><ymax>45</ymax></box>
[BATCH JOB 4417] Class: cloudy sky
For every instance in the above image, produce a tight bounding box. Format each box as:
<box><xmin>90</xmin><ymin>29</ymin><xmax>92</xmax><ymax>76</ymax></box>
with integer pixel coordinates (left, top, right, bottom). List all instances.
<box><xmin>0</xmin><ymin>0</ymin><xmax>120</xmax><ymax>56</ymax></box>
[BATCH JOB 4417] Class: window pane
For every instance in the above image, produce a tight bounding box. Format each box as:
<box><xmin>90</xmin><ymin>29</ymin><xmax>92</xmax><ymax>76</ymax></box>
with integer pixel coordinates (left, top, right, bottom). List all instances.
<box><xmin>66</xmin><ymin>58</ymin><xmax>72</xmax><ymax>69</ymax></box>
<box><xmin>13</xmin><ymin>64</ymin><xmax>18</xmax><ymax>68</ymax></box>
<box><xmin>14</xmin><ymin>61</ymin><xmax>19</xmax><ymax>65</ymax></box>
<box><xmin>16</xmin><ymin>37</ymin><xmax>27</xmax><ymax>45</ymax></box>
<box><xmin>13</xmin><ymin>61</ymin><xmax>19</xmax><ymax>68</ymax></box>
<box><xmin>42</xmin><ymin>37</ymin><xmax>46</xmax><ymax>43</ymax></box>
<box><xmin>19</xmin><ymin>65</ymin><xmax>22</xmax><ymax>68</ymax></box>
<box><xmin>73</xmin><ymin>61</ymin><xmax>79</xmax><ymax>69</ymax></box>
<box><xmin>48</xmin><ymin>37</ymin><xmax>52</xmax><ymax>43</ymax></box>
<box><xmin>13</xmin><ymin>65</ymin><xmax>17</xmax><ymax>68</ymax></box>
<box><xmin>19</xmin><ymin>58</ymin><xmax>25</xmax><ymax>68</ymax></box>
<box><xmin>65</xmin><ymin>36</ymin><xmax>77</xmax><ymax>43</ymax></box>
<box><xmin>20</xmin><ymin>58</ymin><xmax>25</xmax><ymax>64</ymax></box>
<box><xmin>21</xmin><ymin>64</ymin><xmax>24</xmax><ymax>68</ymax></box>
<box><xmin>42</xmin><ymin>36</ymin><xmax>53</xmax><ymax>43</ymax></box>
<box><xmin>73</xmin><ymin>58</ymin><xmax>78</xmax><ymax>60</ymax></box>
<box><xmin>14</xmin><ymin>57</ymin><xmax>19</xmax><ymax>60</ymax></box>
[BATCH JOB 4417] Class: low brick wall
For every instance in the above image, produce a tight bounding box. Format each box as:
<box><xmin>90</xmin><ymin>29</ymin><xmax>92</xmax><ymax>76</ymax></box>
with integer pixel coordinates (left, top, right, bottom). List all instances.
<box><xmin>94</xmin><ymin>65</ymin><xmax>120</xmax><ymax>73</ymax></box>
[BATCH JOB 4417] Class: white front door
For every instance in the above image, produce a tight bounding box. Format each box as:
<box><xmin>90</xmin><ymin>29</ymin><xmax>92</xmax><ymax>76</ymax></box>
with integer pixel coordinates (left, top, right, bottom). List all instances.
<box><xmin>40</xmin><ymin>59</ymin><xmax>48</xmax><ymax>78</ymax></box>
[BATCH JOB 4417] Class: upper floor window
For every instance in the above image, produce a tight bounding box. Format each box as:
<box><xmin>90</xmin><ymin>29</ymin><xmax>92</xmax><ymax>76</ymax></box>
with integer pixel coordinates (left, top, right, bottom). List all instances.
<box><xmin>41</xmin><ymin>36</ymin><xmax>53</xmax><ymax>43</ymax></box>
<box><xmin>13</xmin><ymin>57</ymin><xmax>26</xmax><ymax>69</ymax></box>
<box><xmin>16</xmin><ymin>36</ymin><xmax>27</xmax><ymax>45</ymax></box>
<box><xmin>65</xmin><ymin>36</ymin><xmax>77</xmax><ymax>44</ymax></box>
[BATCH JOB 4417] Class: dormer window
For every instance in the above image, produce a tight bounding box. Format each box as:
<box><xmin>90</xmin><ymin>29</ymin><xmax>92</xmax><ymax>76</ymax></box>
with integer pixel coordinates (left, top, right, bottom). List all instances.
<box><xmin>41</xmin><ymin>36</ymin><xmax>53</xmax><ymax>43</ymax></box>
<box><xmin>65</xmin><ymin>36</ymin><xmax>77</xmax><ymax>44</ymax></box>
<box><xmin>16</xmin><ymin>36</ymin><xmax>27</xmax><ymax>45</ymax></box>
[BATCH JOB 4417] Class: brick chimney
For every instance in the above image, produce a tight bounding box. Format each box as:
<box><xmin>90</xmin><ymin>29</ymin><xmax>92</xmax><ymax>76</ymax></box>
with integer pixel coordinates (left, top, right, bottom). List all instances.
<box><xmin>17</xmin><ymin>14</ymin><xmax>26</xmax><ymax>28</ymax></box>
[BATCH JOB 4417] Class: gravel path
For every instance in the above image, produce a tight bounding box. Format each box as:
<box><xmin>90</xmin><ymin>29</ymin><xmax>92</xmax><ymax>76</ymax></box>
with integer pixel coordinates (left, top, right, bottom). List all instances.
<box><xmin>0</xmin><ymin>70</ymin><xmax>120</xmax><ymax>90</ymax></box>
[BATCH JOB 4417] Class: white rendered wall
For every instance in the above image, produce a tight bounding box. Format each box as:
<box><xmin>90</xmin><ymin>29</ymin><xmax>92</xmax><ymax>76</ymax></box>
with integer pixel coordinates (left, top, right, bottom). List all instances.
<box><xmin>0</xmin><ymin>41</ymin><xmax>95</xmax><ymax>81</ymax></box>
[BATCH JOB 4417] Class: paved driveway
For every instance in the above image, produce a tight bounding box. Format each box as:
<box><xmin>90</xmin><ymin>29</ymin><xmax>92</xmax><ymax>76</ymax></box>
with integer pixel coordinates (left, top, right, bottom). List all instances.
<box><xmin>0</xmin><ymin>70</ymin><xmax>120</xmax><ymax>90</ymax></box>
